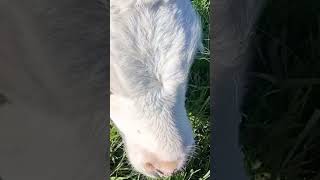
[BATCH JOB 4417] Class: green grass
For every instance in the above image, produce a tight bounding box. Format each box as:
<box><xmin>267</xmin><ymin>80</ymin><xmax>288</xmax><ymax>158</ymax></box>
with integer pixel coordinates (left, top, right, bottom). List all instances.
<box><xmin>110</xmin><ymin>0</ymin><xmax>210</xmax><ymax>179</ymax></box>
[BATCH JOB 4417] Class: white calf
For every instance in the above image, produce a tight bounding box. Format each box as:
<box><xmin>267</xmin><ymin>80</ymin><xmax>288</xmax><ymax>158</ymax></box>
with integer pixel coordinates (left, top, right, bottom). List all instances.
<box><xmin>110</xmin><ymin>0</ymin><xmax>202</xmax><ymax>178</ymax></box>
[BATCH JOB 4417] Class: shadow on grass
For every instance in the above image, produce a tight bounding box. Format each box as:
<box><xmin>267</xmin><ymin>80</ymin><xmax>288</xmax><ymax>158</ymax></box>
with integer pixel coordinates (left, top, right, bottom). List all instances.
<box><xmin>240</xmin><ymin>0</ymin><xmax>320</xmax><ymax>179</ymax></box>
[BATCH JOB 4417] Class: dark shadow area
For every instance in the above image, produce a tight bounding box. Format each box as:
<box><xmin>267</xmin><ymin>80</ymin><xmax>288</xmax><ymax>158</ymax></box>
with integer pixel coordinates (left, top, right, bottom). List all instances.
<box><xmin>0</xmin><ymin>93</ymin><xmax>9</xmax><ymax>106</ymax></box>
<box><xmin>0</xmin><ymin>1</ymin><xmax>108</xmax><ymax>180</ymax></box>
<box><xmin>240</xmin><ymin>0</ymin><xmax>320</xmax><ymax>179</ymax></box>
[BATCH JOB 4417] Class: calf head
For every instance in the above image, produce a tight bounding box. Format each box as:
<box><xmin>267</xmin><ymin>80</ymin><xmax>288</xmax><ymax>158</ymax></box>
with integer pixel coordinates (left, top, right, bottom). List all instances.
<box><xmin>110</xmin><ymin>0</ymin><xmax>202</xmax><ymax>177</ymax></box>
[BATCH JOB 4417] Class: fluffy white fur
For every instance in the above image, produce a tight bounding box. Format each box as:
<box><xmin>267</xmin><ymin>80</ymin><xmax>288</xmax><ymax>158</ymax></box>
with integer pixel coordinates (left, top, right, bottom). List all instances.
<box><xmin>110</xmin><ymin>0</ymin><xmax>202</xmax><ymax>178</ymax></box>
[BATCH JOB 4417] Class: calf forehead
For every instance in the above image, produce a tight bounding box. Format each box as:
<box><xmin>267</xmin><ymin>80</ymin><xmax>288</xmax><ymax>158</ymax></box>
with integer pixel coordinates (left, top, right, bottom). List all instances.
<box><xmin>110</xmin><ymin>0</ymin><xmax>201</xmax><ymax>98</ymax></box>
<box><xmin>111</xmin><ymin>1</ymin><xmax>197</xmax><ymax>62</ymax></box>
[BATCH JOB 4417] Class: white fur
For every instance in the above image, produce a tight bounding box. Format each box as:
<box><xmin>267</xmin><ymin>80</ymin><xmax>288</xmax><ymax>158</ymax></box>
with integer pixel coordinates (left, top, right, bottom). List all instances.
<box><xmin>110</xmin><ymin>0</ymin><xmax>202</xmax><ymax>177</ymax></box>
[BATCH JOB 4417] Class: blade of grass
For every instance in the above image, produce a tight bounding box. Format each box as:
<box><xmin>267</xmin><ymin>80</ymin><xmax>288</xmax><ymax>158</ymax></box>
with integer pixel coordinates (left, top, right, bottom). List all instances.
<box><xmin>281</xmin><ymin>109</ymin><xmax>320</xmax><ymax>169</ymax></box>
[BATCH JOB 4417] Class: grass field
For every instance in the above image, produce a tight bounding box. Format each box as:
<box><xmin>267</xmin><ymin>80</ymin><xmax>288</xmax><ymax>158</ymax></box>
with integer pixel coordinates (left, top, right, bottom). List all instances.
<box><xmin>110</xmin><ymin>0</ymin><xmax>210</xmax><ymax>179</ymax></box>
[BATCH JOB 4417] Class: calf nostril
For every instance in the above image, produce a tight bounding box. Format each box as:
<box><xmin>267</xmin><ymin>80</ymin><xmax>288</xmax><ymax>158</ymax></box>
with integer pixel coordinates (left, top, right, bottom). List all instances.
<box><xmin>144</xmin><ymin>160</ymin><xmax>180</xmax><ymax>176</ymax></box>
<box><xmin>152</xmin><ymin>160</ymin><xmax>179</xmax><ymax>176</ymax></box>
<box><xmin>155</xmin><ymin>169</ymin><xmax>164</xmax><ymax>175</ymax></box>
<box><xmin>144</xmin><ymin>162</ymin><xmax>154</xmax><ymax>171</ymax></box>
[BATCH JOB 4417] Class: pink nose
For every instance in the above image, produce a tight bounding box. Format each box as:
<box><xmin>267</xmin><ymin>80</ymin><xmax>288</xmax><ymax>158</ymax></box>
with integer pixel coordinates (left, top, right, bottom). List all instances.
<box><xmin>144</xmin><ymin>160</ymin><xmax>180</xmax><ymax>176</ymax></box>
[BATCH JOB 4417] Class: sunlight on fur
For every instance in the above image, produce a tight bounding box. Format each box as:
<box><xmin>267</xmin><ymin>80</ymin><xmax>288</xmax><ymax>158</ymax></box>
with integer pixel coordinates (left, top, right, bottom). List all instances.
<box><xmin>110</xmin><ymin>0</ymin><xmax>203</xmax><ymax>178</ymax></box>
